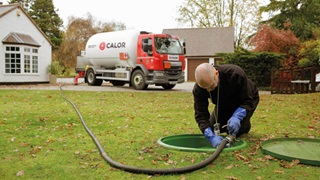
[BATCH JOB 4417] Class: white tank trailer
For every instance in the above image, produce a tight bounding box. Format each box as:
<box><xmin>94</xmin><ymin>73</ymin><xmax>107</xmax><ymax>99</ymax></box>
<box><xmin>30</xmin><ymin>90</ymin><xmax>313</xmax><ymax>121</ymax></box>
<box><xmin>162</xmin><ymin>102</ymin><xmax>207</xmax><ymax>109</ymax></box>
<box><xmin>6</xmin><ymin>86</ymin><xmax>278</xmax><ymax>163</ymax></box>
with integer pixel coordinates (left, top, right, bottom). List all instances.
<box><xmin>86</xmin><ymin>29</ymin><xmax>139</xmax><ymax>68</ymax></box>
<box><xmin>76</xmin><ymin>29</ymin><xmax>186</xmax><ymax>90</ymax></box>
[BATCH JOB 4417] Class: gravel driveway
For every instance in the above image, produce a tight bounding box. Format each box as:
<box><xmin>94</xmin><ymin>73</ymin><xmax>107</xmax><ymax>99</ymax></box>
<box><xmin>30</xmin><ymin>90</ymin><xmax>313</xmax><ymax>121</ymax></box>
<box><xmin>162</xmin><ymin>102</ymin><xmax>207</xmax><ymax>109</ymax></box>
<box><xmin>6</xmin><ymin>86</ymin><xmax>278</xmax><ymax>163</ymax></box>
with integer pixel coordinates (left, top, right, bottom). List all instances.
<box><xmin>0</xmin><ymin>78</ymin><xmax>270</xmax><ymax>94</ymax></box>
<box><xmin>0</xmin><ymin>78</ymin><xmax>195</xmax><ymax>92</ymax></box>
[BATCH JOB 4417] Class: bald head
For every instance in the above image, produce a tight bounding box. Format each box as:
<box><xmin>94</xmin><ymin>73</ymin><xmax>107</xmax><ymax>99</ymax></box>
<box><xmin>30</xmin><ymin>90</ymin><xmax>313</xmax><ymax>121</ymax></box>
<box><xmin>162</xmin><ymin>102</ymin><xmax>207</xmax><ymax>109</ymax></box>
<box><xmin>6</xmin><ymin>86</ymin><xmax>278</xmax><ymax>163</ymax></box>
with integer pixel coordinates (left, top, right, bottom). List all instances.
<box><xmin>195</xmin><ymin>63</ymin><xmax>218</xmax><ymax>90</ymax></box>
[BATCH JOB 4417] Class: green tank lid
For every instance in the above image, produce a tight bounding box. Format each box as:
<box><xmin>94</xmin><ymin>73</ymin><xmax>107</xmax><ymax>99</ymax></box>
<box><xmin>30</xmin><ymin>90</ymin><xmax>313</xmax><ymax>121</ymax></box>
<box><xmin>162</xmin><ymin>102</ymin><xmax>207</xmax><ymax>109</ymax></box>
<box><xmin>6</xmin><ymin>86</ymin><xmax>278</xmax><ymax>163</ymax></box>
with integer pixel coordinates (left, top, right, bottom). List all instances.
<box><xmin>261</xmin><ymin>138</ymin><xmax>320</xmax><ymax>166</ymax></box>
<box><xmin>157</xmin><ymin>134</ymin><xmax>247</xmax><ymax>152</ymax></box>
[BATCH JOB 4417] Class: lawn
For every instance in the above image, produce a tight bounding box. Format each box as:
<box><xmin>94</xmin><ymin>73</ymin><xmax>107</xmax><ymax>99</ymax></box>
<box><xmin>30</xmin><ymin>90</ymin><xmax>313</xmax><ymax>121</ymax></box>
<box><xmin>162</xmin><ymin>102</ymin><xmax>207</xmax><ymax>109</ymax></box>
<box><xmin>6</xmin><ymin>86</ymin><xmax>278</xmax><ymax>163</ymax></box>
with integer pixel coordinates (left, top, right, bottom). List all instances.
<box><xmin>0</xmin><ymin>88</ymin><xmax>319</xmax><ymax>179</ymax></box>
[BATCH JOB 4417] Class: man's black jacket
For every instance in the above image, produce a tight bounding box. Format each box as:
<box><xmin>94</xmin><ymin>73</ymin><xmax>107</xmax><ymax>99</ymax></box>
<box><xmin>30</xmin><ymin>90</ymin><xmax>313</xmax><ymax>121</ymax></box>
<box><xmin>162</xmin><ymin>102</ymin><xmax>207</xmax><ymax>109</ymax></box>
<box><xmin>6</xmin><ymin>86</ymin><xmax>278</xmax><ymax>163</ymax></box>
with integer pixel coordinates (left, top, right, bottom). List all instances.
<box><xmin>193</xmin><ymin>64</ymin><xmax>259</xmax><ymax>133</ymax></box>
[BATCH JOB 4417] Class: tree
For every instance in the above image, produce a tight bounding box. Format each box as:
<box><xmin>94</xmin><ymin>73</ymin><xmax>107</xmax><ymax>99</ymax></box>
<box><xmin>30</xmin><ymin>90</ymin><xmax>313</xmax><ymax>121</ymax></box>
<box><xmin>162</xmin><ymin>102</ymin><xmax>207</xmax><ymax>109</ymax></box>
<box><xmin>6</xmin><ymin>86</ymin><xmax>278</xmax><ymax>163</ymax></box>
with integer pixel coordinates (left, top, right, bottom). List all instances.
<box><xmin>260</xmin><ymin>0</ymin><xmax>320</xmax><ymax>41</ymax></box>
<box><xmin>249</xmin><ymin>24</ymin><xmax>300</xmax><ymax>68</ymax></box>
<box><xmin>7</xmin><ymin>0</ymin><xmax>33</xmax><ymax>12</ymax></box>
<box><xmin>53</xmin><ymin>13</ymin><xmax>126</xmax><ymax>73</ymax></box>
<box><xmin>95</xmin><ymin>21</ymin><xmax>126</xmax><ymax>32</ymax></box>
<box><xmin>53</xmin><ymin>15</ymin><xmax>96</xmax><ymax>72</ymax></box>
<box><xmin>298</xmin><ymin>28</ymin><xmax>320</xmax><ymax>67</ymax></box>
<box><xmin>28</xmin><ymin>0</ymin><xmax>63</xmax><ymax>48</ymax></box>
<box><xmin>176</xmin><ymin>0</ymin><xmax>262</xmax><ymax>48</ymax></box>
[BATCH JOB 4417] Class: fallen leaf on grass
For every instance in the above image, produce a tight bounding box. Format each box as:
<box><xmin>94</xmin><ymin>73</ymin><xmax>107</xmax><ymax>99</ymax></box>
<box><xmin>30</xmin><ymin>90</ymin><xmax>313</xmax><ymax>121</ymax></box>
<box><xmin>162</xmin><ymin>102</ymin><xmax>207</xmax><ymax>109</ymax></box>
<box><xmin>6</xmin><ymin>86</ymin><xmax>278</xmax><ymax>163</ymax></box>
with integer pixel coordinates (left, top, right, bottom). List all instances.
<box><xmin>256</xmin><ymin>157</ymin><xmax>265</xmax><ymax>162</ymax></box>
<box><xmin>225</xmin><ymin>164</ymin><xmax>234</xmax><ymax>169</ymax></box>
<box><xmin>139</xmin><ymin>146</ymin><xmax>154</xmax><ymax>154</ymax></box>
<box><xmin>280</xmin><ymin>159</ymin><xmax>300</xmax><ymax>168</ymax></box>
<box><xmin>89</xmin><ymin>163</ymin><xmax>99</xmax><ymax>169</ymax></box>
<box><xmin>265</xmin><ymin>155</ymin><xmax>275</xmax><ymax>160</ymax></box>
<box><xmin>152</xmin><ymin>159</ymin><xmax>157</xmax><ymax>165</ymax></box>
<box><xmin>10</xmin><ymin>137</ymin><xmax>15</xmax><ymax>142</ymax></box>
<box><xmin>30</xmin><ymin>146</ymin><xmax>42</xmax><ymax>155</ymax></box>
<box><xmin>307</xmin><ymin>126</ymin><xmax>315</xmax><ymax>130</ymax></box>
<box><xmin>137</xmin><ymin>156</ymin><xmax>144</xmax><ymax>160</ymax></box>
<box><xmin>20</xmin><ymin>142</ymin><xmax>29</xmax><ymax>147</ymax></box>
<box><xmin>109</xmin><ymin>167</ymin><xmax>118</xmax><ymax>171</ymax></box>
<box><xmin>226</xmin><ymin>176</ymin><xmax>239</xmax><ymax>180</ymax></box>
<box><xmin>187</xmin><ymin>157</ymin><xmax>195</xmax><ymax>163</ymax></box>
<box><xmin>166</xmin><ymin>159</ymin><xmax>174</xmax><ymax>164</ymax></box>
<box><xmin>274</xmin><ymin>169</ymin><xmax>284</xmax><ymax>174</ymax></box>
<box><xmin>16</xmin><ymin>170</ymin><xmax>24</xmax><ymax>176</ymax></box>
<box><xmin>259</xmin><ymin>134</ymin><xmax>275</xmax><ymax>141</ymax></box>
<box><xmin>45</xmin><ymin>137</ymin><xmax>55</xmax><ymax>143</ymax></box>
<box><xmin>249</xmin><ymin>143</ymin><xmax>260</xmax><ymax>156</ymax></box>
<box><xmin>235</xmin><ymin>153</ymin><xmax>247</xmax><ymax>161</ymax></box>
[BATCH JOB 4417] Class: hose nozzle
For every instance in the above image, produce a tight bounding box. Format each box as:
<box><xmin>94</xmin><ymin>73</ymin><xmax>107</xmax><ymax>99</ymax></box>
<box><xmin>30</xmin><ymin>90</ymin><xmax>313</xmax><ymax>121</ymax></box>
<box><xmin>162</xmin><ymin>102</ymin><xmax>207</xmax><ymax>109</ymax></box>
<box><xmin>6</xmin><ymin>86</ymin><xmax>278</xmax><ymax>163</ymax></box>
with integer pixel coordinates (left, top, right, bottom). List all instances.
<box><xmin>213</xmin><ymin>123</ymin><xmax>220</xmax><ymax>136</ymax></box>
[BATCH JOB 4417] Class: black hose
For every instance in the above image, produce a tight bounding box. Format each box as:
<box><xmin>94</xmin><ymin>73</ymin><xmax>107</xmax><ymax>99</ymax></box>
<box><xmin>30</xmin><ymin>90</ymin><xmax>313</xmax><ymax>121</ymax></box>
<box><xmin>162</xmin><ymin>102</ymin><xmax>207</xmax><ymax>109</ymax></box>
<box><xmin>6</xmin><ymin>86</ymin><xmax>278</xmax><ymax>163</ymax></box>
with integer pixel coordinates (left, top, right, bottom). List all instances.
<box><xmin>60</xmin><ymin>85</ymin><xmax>227</xmax><ymax>175</ymax></box>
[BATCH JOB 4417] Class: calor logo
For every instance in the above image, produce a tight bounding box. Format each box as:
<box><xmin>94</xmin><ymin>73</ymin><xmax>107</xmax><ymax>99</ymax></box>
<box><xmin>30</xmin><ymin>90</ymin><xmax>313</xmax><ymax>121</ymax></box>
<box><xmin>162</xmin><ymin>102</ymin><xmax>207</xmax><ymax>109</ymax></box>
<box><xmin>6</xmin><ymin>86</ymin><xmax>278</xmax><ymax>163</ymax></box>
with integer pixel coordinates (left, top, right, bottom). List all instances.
<box><xmin>99</xmin><ymin>42</ymin><xmax>106</xmax><ymax>50</ymax></box>
<box><xmin>99</xmin><ymin>41</ymin><xmax>126</xmax><ymax>51</ymax></box>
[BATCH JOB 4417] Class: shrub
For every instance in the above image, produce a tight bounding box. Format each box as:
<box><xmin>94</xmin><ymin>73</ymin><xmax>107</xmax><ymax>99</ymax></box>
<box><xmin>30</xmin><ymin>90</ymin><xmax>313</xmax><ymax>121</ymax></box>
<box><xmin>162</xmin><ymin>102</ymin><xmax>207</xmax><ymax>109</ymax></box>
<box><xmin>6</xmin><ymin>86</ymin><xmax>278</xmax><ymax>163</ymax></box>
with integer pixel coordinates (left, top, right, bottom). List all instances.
<box><xmin>217</xmin><ymin>50</ymin><xmax>283</xmax><ymax>87</ymax></box>
<box><xmin>48</xmin><ymin>61</ymin><xmax>63</xmax><ymax>75</ymax></box>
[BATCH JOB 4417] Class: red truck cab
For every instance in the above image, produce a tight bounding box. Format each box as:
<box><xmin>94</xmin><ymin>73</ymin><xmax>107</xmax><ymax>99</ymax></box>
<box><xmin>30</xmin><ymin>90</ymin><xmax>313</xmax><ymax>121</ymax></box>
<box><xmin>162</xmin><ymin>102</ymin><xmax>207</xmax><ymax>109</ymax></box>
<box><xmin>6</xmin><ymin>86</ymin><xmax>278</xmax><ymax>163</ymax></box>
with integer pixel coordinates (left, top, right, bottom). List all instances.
<box><xmin>134</xmin><ymin>32</ymin><xmax>186</xmax><ymax>89</ymax></box>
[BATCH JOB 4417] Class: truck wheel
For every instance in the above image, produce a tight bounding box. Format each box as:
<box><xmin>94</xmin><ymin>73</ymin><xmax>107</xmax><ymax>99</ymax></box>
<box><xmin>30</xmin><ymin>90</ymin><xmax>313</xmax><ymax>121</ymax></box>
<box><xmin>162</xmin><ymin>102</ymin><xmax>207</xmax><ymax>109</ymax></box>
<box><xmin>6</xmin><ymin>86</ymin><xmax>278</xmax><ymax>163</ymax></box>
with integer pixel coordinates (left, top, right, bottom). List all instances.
<box><xmin>131</xmin><ymin>70</ymin><xmax>148</xmax><ymax>90</ymax></box>
<box><xmin>110</xmin><ymin>80</ymin><xmax>126</xmax><ymax>86</ymax></box>
<box><xmin>87</xmin><ymin>69</ymin><xmax>103</xmax><ymax>86</ymax></box>
<box><xmin>162</xmin><ymin>84</ymin><xmax>176</xmax><ymax>90</ymax></box>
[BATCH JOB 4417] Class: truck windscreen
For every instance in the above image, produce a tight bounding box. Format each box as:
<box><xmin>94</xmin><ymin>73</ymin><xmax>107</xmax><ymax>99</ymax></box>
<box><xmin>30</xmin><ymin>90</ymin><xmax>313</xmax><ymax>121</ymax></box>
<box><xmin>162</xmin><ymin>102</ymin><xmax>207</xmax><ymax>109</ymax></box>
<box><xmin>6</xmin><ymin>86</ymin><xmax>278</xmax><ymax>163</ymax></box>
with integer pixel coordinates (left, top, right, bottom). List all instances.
<box><xmin>155</xmin><ymin>37</ymin><xmax>183</xmax><ymax>55</ymax></box>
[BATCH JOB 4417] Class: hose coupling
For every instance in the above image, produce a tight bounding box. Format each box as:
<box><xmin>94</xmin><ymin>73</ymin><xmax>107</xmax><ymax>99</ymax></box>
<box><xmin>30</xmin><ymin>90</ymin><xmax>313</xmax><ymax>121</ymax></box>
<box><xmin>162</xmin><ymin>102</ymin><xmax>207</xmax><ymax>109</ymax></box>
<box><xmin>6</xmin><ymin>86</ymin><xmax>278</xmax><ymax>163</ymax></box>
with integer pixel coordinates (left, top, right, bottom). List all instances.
<box><xmin>225</xmin><ymin>135</ymin><xmax>236</xmax><ymax>147</ymax></box>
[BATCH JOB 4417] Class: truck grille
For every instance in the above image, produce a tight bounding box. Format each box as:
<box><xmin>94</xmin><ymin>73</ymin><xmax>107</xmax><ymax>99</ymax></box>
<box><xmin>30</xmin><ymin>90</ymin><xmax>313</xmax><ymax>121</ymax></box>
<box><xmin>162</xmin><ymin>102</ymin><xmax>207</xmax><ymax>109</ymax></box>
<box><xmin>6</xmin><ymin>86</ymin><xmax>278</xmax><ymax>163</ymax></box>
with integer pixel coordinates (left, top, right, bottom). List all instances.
<box><xmin>165</xmin><ymin>70</ymin><xmax>181</xmax><ymax>76</ymax></box>
<box><xmin>164</xmin><ymin>61</ymin><xmax>182</xmax><ymax>77</ymax></box>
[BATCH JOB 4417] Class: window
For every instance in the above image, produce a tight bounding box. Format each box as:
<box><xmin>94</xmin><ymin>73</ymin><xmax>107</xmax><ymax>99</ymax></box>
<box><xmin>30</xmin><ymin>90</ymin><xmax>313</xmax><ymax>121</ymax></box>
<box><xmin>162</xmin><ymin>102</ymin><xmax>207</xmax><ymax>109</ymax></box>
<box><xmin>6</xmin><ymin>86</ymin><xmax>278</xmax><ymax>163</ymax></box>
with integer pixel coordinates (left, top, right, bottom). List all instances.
<box><xmin>32</xmin><ymin>56</ymin><xmax>38</xmax><ymax>73</ymax></box>
<box><xmin>4</xmin><ymin>46</ymin><xmax>39</xmax><ymax>74</ymax></box>
<box><xmin>5</xmin><ymin>47</ymin><xmax>21</xmax><ymax>73</ymax></box>
<box><xmin>25</xmin><ymin>48</ymin><xmax>30</xmax><ymax>53</ymax></box>
<box><xmin>24</xmin><ymin>55</ymin><xmax>31</xmax><ymax>73</ymax></box>
<box><xmin>142</xmin><ymin>38</ymin><xmax>152</xmax><ymax>56</ymax></box>
<box><xmin>32</xmin><ymin>48</ymin><xmax>39</xmax><ymax>73</ymax></box>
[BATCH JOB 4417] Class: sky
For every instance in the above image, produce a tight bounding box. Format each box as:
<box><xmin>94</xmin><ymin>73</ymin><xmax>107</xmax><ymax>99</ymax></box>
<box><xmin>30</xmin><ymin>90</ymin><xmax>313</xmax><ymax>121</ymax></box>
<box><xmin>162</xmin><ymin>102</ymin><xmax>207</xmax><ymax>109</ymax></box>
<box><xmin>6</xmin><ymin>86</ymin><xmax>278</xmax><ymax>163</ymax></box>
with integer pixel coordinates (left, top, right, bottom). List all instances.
<box><xmin>2</xmin><ymin>0</ymin><xmax>270</xmax><ymax>33</ymax></box>
<box><xmin>51</xmin><ymin>0</ymin><xmax>185</xmax><ymax>33</ymax></box>
<box><xmin>0</xmin><ymin>0</ymin><xmax>185</xmax><ymax>33</ymax></box>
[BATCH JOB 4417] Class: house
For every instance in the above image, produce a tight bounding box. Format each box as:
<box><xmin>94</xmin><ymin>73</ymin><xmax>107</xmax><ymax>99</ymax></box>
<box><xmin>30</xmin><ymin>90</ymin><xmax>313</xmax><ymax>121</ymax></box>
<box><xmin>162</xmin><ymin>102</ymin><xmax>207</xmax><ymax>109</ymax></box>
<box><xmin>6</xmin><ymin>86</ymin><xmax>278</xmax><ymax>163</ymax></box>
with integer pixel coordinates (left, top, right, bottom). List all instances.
<box><xmin>0</xmin><ymin>3</ymin><xmax>52</xmax><ymax>83</ymax></box>
<box><xmin>163</xmin><ymin>27</ymin><xmax>234</xmax><ymax>81</ymax></box>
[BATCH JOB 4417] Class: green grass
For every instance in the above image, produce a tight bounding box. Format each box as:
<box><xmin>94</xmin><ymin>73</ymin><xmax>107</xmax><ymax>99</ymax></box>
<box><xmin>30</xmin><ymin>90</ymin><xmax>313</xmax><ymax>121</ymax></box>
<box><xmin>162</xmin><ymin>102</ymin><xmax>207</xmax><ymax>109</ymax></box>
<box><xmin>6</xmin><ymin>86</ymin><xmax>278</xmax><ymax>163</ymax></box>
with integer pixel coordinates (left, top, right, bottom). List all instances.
<box><xmin>0</xmin><ymin>89</ymin><xmax>319</xmax><ymax>179</ymax></box>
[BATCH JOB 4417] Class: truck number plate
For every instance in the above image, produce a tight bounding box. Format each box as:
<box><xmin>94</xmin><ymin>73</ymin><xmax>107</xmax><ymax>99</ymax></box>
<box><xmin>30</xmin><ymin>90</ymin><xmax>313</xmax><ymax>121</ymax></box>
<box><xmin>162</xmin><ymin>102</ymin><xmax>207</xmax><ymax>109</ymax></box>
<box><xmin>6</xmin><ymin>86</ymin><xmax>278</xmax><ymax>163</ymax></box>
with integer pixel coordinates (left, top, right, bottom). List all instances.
<box><xmin>169</xmin><ymin>81</ymin><xmax>177</xmax><ymax>84</ymax></box>
<box><xmin>168</xmin><ymin>55</ymin><xmax>179</xmax><ymax>61</ymax></box>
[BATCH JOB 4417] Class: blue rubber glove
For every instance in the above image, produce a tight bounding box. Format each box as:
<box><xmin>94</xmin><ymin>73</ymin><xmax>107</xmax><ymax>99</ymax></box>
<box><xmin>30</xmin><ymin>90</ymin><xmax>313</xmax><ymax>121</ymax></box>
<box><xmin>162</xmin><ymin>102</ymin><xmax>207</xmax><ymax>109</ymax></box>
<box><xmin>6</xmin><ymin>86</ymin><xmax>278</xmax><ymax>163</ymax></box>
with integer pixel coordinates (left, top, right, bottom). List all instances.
<box><xmin>227</xmin><ymin>107</ymin><xmax>247</xmax><ymax>136</ymax></box>
<box><xmin>204</xmin><ymin>127</ymin><xmax>224</xmax><ymax>148</ymax></box>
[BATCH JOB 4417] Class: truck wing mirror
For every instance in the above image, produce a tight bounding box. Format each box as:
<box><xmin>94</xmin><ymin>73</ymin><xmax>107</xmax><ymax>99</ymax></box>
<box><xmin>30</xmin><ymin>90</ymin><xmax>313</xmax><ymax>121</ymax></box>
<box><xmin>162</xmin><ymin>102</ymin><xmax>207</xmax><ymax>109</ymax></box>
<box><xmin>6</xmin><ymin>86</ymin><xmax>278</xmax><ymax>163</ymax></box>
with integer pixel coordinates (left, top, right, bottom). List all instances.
<box><xmin>183</xmin><ymin>42</ymin><xmax>186</xmax><ymax>54</ymax></box>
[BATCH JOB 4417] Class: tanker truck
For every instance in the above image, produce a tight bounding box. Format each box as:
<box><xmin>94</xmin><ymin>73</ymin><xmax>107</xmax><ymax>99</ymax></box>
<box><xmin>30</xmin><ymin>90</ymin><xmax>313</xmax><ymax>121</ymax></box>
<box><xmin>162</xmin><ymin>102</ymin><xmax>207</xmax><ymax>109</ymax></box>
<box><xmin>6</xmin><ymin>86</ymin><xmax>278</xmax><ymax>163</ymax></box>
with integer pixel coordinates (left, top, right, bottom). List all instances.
<box><xmin>75</xmin><ymin>29</ymin><xmax>186</xmax><ymax>90</ymax></box>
